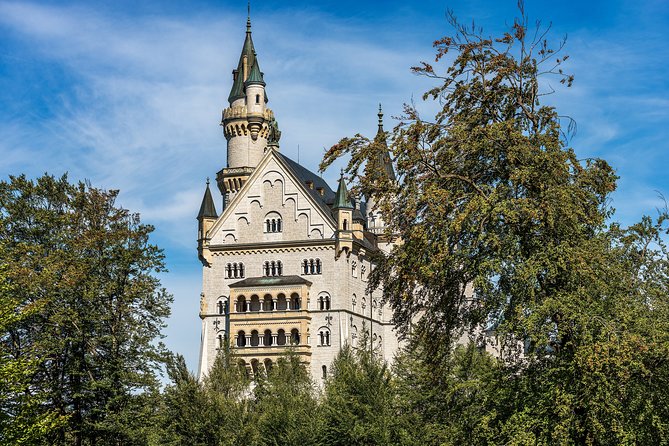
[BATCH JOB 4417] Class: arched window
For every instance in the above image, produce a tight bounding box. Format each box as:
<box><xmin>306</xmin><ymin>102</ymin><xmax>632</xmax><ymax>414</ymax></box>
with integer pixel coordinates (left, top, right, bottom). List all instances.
<box><xmin>322</xmin><ymin>365</ymin><xmax>327</xmax><ymax>379</ymax></box>
<box><xmin>264</xmin><ymin>212</ymin><xmax>282</xmax><ymax>233</ymax></box>
<box><xmin>226</xmin><ymin>263</ymin><xmax>245</xmax><ymax>279</ymax></box>
<box><xmin>271</xmin><ymin>261</ymin><xmax>276</xmax><ymax>276</ymax></box>
<box><xmin>310</xmin><ymin>259</ymin><xmax>315</xmax><ymax>274</ymax></box>
<box><xmin>218</xmin><ymin>334</ymin><xmax>223</xmax><ymax>348</ymax></box>
<box><xmin>233</xmin><ymin>263</ymin><xmax>238</xmax><ymax>278</ymax></box>
<box><xmin>352</xmin><ymin>294</ymin><xmax>357</xmax><ymax>313</ymax></box>
<box><xmin>263</xmin><ymin>295</ymin><xmax>273</xmax><ymax>311</ymax></box>
<box><xmin>290</xmin><ymin>293</ymin><xmax>300</xmax><ymax>310</ymax></box>
<box><xmin>263</xmin><ymin>329</ymin><xmax>273</xmax><ymax>346</ymax></box>
<box><xmin>302</xmin><ymin>259</ymin><xmax>308</xmax><ymax>274</ymax></box>
<box><xmin>236</xmin><ymin>296</ymin><xmax>247</xmax><ymax>313</ymax></box>
<box><xmin>316</xmin><ymin>259</ymin><xmax>322</xmax><ymax>274</ymax></box>
<box><xmin>251</xmin><ymin>359</ymin><xmax>259</xmax><ymax>377</ymax></box>
<box><xmin>275</xmin><ymin>294</ymin><xmax>286</xmax><ymax>311</ymax></box>
<box><xmin>264</xmin><ymin>359</ymin><xmax>273</xmax><ymax>374</ymax></box>
<box><xmin>318</xmin><ymin>327</ymin><xmax>331</xmax><ymax>346</ymax></box>
<box><xmin>239</xmin><ymin>263</ymin><xmax>245</xmax><ymax>278</ymax></box>
<box><xmin>226</xmin><ymin>264</ymin><xmax>232</xmax><ymax>278</ymax></box>
<box><xmin>250</xmin><ymin>295</ymin><xmax>260</xmax><ymax>312</ymax></box>
<box><xmin>251</xmin><ymin>330</ymin><xmax>259</xmax><ymax>347</ymax></box>
<box><xmin>277</xmin><ymin>261</ymin><xmax>283</xmax><ymax>276</ymax></box>
<box><xmin>237</xmin><ymin>331</ymin><xmax>246</xmax><ymax>347</ymax></box>
<box><xmin>318</xmin><ymin>294</ymin><xmax>331</xmax><ymax>311</ymax></box>
<box><xmin>217</xmin><ymin>301</ymin><xmax>224</xmax><ymax>315</ymax></box>
<box><xmin>290</xmin><ymin>328</ymin><xmax>300</xmax><ymax>345</ymax></box>
<box><xmin>277</xmin><ymin>329</ymin><xmax>286</xmax><ymax>346</ymax></box>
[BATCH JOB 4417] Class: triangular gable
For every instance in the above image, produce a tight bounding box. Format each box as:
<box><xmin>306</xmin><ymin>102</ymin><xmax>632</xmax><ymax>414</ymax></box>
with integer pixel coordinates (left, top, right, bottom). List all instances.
<box><xmin>207</xmin><ymin>149</ymin><xmax>337</xmax><ymax>245</ymax></box>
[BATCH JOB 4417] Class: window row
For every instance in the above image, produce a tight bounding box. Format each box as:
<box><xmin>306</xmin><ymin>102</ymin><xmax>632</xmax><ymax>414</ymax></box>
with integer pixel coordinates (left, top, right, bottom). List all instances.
<box><xmin>236</xmin><ymin>328</ymin><xmax>301</xmax><ymax>347</ymax></box>
<box><xmin>225</xmin><ymin>263</ymin><xmax>245</xmax><ymax>279</ymax></box>
<box><xmin>302</xmin><ymin>258</ymin><xmax>322</xmax><ymax>275</ymax></box>
<box><xmin>224</xmin><ymin>260</ymin><xmax>325</xmax><ymax>279</ymax></box>
<box><xmin>263</xmin><ymin>260</ymin><xmax>283</xmax><ymax>277</ymax></box>
<box><xmin>235</xmin><ymin>294</ymin><xmax>301</xmax><ymax>313</ymax></box>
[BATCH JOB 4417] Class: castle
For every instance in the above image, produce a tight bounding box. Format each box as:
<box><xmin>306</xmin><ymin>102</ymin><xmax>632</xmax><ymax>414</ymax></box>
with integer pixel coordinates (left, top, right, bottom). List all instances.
<box><xmin>196</xmin><ymin>14</ymin><xmax>400</xmax><ymax>383</ymax></box>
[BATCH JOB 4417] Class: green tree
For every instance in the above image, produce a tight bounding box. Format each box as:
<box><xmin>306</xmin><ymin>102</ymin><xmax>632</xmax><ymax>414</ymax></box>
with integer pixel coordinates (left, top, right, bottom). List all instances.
<box><xmin>251</xmin><ymin>353</ymin><xmax>319</xmax><ymax>446</ymax></box>
<box><xmin>321</xmin><ymin>4</ymin><xmax>669</xmax><ymax>443</ymax></box>
<box><xmin>319</xmin><ymin>334</ymin><xmax>401</xmax><ymax>446</ymax></box>
<box><xmin>0</xmin><ymin>174</ymin><xmax>172</xmax><ymax>445</ymax></box>
<box><xmin>160</xmin><ymin>349</ymin><xmax>256</xmax><ymax>446</ymax></box>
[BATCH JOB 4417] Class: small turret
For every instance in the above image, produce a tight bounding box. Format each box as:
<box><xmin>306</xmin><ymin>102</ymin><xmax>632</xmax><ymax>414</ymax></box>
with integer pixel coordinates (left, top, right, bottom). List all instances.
<box><xmin>367</xmin><ymin>104</ymin><xmax>395</xmax><ymax>237</ymax></box>
<box><xmin>333</xmin><ymin>171</ymin><xmax>353</xmax><ymax>256</ymax></box>
<box><xmin>197</xmin><ymin>179</ymin><xmax>218</xmax><ymax>266</ymax></box>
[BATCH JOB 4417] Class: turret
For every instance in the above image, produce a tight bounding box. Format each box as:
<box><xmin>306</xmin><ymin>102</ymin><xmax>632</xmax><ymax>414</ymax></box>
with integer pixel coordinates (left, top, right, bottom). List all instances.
<box><xmin>366</xmin><ymin>104</ymin><xmax>395</xmax><ymax>237</ymax></box>
<box><xmin>197</xmin><ymin>179</ymin><xmax>218</xmax><ymax>266</ymax></box>
<box><xmin>334</xmin><ymin>171</ymin><xmax>354</xmax><ymax>256</ymax></box>
<box><xmin>218</xmin><ymin>12</ymin><xmax>280</xmax><ymax>206</ymax></box>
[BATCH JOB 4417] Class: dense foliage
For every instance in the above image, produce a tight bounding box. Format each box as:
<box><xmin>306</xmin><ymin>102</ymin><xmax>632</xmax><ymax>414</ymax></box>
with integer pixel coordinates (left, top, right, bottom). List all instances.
<box><xmin>0</xmin><ymin>174</ymin><xmax>172</xmax><ymax>445</ymax></box>
<box><xmin>320</xmin><ymin>4</ymin><xmax>669</xmax><ymax>445</ymax></box>
<box><xmin>3</xmin><ymin>4</ymin><xmax>668</xmax><ymax>445</ymax></box>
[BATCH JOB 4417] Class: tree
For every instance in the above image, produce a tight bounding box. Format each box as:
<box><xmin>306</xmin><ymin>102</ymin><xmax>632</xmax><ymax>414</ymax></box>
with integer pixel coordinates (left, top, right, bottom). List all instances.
<box><xmin>161</xmin><ymin>349</ymin><xmax>257</xmax><ymax>446</ymax></box>
<box><xmin>0</xmin><ymin>174</ymin><xmax>172</xmax><ymax>445</ymax></box>
<box><xmin>319</xmin><ymin>335</ymin><xmax>402</xmax><ymax>446</ymax></box>
<box><xmin>251</xmin><ymin>353</ymin><xmax>319</xmax><ymax>446</ymax></box>
<box><xmin>321</xmin><ymin>3</ymin><xmax>669</xmax><ymax>443</ymax></box>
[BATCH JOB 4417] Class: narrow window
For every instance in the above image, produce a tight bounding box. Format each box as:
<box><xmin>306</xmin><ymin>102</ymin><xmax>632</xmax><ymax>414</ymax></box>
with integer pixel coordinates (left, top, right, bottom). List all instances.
<box><xmin>218</xmin><ymin>334</ymin><xmax>223</xmax><ymax>348</ymax></box>
<box><xmin>325</xmin><ymin>296</ymin><xmax>331</xmax><ymax>311</ymax></box>
<box><xmin>237</xmin><ymin>331</ymin><xmax>246</xmax><ymax>347</ymax></box>
<box><xmin>277</xmin><ymin>218</ymin><xmax>282</xmax><ymax>232</ymax></box>
<box><xmin>271</xmin><ymin>219</ymin><xmax>277</xmax><ymax>232</ymax></box>
<box><xmin>277</xmin><ymin>261</ymin><xmax>283</xmax><ymax>276</ymax></box>
<box><xmin>322</xmin><ymin>365</ymin><xmax>327</xmax><ymax>379</ymax></box>
<box><xmin>316</xmin><ymin>259</ymin><xmax>322</xmax><ymax>274</ymax></box>
<box><xmin>303</xmin><ymin>259</ymin><xmax>309</xmax><ymax>275</ymax></box>
<box><xmin>343</xmin><ymin>219</ymin><xmax>348</xmax><ymax>230</ymax></box>
<box><xmin>310</xmin><ymin>259</ymin><xmax>315</xmax><ymax>274</ymax></box>
<box><xmin>233</xmin><ymin>263</ymin><xmax>238</xmax><ymax>278</ymax></box>
<box><xmin>255</xmin><ymin>94</ymin><xmax>260</xmax><ymax>104</ymax></box>
<box><xmin>239</xmin><ymin>263</ymin><xmax>245</xmax><ymax>278</ymax></box>
<box><xmin>218</xmin><ymin>301</ymin><xmax>224</xmax><ymax>315</ymax></box>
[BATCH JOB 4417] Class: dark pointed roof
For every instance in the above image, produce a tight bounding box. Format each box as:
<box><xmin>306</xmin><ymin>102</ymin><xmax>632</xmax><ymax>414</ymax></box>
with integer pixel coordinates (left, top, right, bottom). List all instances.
<box><xmin>197</xmin><ymin>179</ymin><xmax>218</xmax><ymax>219</ymax></box>
<box><xmin>374</xmin><ymin>104</ymin><xmax>396</xmax><ymax>181</ymax></box>
<box><xmin>228</xmin><ymin>15</ymin><xmax>259</xmax><ymax>103</ymax></box>
<box><xmin>245</xmin><ymin>58</ymin><xmax>265</xmax><ymax>86</ymax></box>
<box><xmin>334</xmin><ymin>172</ymin><xmax>353</xmax><ymax>209</ymax></box>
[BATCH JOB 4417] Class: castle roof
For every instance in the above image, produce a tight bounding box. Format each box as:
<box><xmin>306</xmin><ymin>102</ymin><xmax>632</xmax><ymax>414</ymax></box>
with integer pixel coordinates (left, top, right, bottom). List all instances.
<box><xmin>334</xmin><ymin>172</ymin><xmax>353</xmax><ymax>209</ymax></box>
<box><xmin>228</xmin><ymin>15</ymin><xmax>267</xmax><ymax>103</ymax></box>
<box><xmin>197</xmin><ymin>180</ymin><xmax>218</xmax><ymax>219</ymax></box>
<box><xmin>374</xmin><ymin>104</ymin><xmax>396</xmax><ymax>181</ymax></box>
<box><xmin>229</xmin><ymin>275</ymin><xmax>312</xmax><ymax>288</ymax></box>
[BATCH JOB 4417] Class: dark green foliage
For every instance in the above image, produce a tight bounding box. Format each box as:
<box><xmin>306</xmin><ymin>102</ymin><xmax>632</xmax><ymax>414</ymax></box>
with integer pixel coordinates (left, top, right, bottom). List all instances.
<box><xmin>321</xmin><ymin>3</ymin><xmax>669</xmax><ymax>444</ymax></box>
<box><xmin>252</xmin><ymin>353</ymin><xmax>319</xmax><ymax>446</ymax></box>
<box><xmin>319</xmin><ymin>335</ymin><xmax>403</xmax><ymax>446</ymax></box>
<box><xmin>0</xmin><ymin>173</ymin><xmax>172</xmax><ymax>445</ymax></box>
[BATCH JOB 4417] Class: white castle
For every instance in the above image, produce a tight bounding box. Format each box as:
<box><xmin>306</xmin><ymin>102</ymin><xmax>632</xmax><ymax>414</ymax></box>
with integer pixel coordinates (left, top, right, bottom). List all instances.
<box><xmin>196</xmin><ymin>15</ymin><xmax>400</xmax><ymax>383</ymax></box>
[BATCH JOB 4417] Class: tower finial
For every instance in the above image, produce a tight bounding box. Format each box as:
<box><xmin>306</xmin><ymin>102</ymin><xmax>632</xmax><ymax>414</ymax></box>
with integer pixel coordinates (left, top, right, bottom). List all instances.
<box><xmin>377</xmin><ymin>103</ymin><xmax>384</xmax><ymax>132</ymax></box>
<box><xmin>246</xmin><ymin>1</ymin><xmax>251</xmax><ymax>32</ymax></box>
<box><xmin>206</xmin><ymin>177</ymin><xmax>210</xmax><ymax>186</ymax></box>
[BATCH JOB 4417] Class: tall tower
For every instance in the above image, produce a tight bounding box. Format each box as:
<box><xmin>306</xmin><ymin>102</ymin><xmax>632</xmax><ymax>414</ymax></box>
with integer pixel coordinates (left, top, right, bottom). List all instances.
<box><xmin>216</xmin><ymin>13</ymin><xmax>280</xmax><ymax>207</ymax></box>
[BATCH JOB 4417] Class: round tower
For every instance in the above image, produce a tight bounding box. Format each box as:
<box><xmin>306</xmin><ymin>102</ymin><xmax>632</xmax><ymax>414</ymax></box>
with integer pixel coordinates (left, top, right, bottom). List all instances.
<box><xmin>217</xmin><ymin>14</ymin><xmax>280</xmax><ymax>205</ymax></box>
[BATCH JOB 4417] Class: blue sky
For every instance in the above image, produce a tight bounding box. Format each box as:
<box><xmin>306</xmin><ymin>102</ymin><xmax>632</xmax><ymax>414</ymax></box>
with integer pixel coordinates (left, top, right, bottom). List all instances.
<box><xmin>1</xmin><ymin>0</ymin><xmax>668</xmax><ymax>374</ymax></box>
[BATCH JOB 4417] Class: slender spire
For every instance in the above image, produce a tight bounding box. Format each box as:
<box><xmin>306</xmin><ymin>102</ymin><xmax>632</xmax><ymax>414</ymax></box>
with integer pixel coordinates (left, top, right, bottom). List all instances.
<box><xmin>334</xmin><ymin>170</ymin><xmax>353</xmax><ymax>209</ymax></box>
<box><xmin>228</xmin><ymin>9</ymin><xmax>260</xmax><ymax>103</ymax></box>
<box><xmin>197</xmin><ymin>178</ymin><xmax>218</xmax><ymax>219</ymax></box>
<box><xmin>246</xmin><ymin>1</ymin><xmax>251</xmax><ymax>33</ymax></box>
<box><xmin>374</xmin><ymin>104</ymin><xmax>396</xmax><ymax>181</ymax></box>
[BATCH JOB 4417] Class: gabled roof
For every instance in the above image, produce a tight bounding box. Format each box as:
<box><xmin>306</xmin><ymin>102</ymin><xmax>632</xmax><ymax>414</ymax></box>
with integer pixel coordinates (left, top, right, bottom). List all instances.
<box><xmin>276</xmin><ymin>152</ymin><xmax>336</xmax><ymax>217</ymax></box>
<box><xmin>197</xmin><ymin>180</ymin><xmax>218</xmax><ymax>219</ymax></box>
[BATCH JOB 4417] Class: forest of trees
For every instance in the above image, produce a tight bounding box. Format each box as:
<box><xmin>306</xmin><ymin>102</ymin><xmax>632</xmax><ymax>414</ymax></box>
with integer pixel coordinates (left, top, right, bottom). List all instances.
<box><xmin>3</xmin><ymin>5</ymin><xmax>669</xmax><ymax>446</ymax></box>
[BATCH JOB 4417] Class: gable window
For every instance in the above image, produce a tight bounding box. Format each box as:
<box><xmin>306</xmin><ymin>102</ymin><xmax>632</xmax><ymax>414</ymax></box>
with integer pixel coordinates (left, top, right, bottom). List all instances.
<box><xmin>263</xmin><ymin>260</ymin><xmax>283</xmax><ymax>277</ymax></box>
<box><xmin>225</xmin><ymin>263</ymin><xmax>245</xmax><ymax>279</ymax></box>
<box><xmin>264</xmin><ymin>212</ymin><xmax>282</xmax><ymax>233</ymax></box>
<box><xmin>302</xmin><ymin>258</ymin><xmax>322</xmax><ymax>275</ymax></box>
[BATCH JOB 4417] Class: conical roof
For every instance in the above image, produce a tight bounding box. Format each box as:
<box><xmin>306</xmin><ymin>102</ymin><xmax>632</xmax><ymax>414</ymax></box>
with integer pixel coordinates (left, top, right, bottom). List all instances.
<box><xmin>374</xmin><ymin>104</ymin><xmax>396</xmax><ymax>181</ymax></box>
<box><xmin>245</xmin><ymin>58</ymin><xmax>265</xmax><ymax>86</ymax></box>
<box><xmin>197</xmin><ymin>179</ymin><xmax>218</xmax><ymax>219</ymax></box>
<box><xmin>334</xmin><ymin>172</ymin><xmax>353</xmax><ymax>209</ymax></box>
<box><xmin>228</xmin><ymin>15</ymin><xmax>259</xmax><ymax>103</ymax></box>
